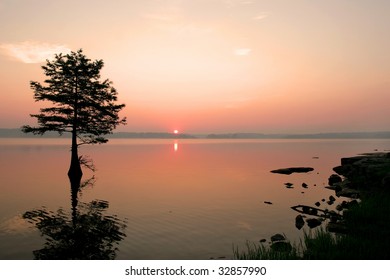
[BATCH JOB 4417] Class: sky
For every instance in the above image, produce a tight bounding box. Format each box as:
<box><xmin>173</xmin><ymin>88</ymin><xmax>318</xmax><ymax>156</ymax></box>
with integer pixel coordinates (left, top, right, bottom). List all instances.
<box><xmin>0</xmin><ymin>0</ymin><xmax>389</xmax><ymax>134</ymax></box>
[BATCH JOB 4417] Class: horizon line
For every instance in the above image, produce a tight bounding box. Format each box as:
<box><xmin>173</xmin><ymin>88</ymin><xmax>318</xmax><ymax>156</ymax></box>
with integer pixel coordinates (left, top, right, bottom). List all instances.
<box><xmin>1</xmin><ymin>128</ymin><xmax>390</xmax><ymax>139</ymax></box>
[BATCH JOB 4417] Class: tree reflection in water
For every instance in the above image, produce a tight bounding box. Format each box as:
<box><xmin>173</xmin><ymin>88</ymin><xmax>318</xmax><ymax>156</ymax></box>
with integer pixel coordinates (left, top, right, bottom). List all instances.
<box><xmin>23</xmin><ymin>176</ymin><xmax>127</xmax><ymax>260</ymax></box>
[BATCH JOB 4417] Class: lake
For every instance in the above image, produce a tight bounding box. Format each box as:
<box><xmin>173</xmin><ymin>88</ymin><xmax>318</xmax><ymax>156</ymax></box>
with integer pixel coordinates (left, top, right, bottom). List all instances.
<box><xmin>0</xmin><ymin>138</ymin><xmax>389</xmax><ymax>259</ymax></box>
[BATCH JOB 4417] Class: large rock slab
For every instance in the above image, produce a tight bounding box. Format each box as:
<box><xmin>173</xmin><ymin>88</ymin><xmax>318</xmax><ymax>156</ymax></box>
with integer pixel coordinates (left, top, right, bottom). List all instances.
<box><xmin>271</xmin><ymin>167</ymin><xmax>314</xmax><ymax>175</ymax></box>
<box><xmin>333</xmin><ymin>152</ymin><xmax>390</xmax><ymax>189</ymax></box>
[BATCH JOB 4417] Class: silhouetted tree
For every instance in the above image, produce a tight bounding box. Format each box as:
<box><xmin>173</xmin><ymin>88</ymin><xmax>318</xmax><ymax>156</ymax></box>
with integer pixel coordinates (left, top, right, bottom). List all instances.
<box><xmin>22</xmin><ymin>49</ymin><xmax>126</xmax><ymax>180</ymax></box>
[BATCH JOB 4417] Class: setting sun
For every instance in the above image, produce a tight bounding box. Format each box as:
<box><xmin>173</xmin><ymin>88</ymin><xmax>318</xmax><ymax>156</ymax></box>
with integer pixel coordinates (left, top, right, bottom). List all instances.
<box><xmin>173</xmin><ymin>130</ymin><xmax>179</xmax><ymax>134</ymax></box>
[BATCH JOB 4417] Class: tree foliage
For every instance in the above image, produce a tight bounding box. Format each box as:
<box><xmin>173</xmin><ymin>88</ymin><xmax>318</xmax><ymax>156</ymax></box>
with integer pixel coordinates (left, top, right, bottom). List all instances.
<box><xmin>22</xmin><ymin>49</ymin><xmax>126</xmax><ymax>146</ymax></box>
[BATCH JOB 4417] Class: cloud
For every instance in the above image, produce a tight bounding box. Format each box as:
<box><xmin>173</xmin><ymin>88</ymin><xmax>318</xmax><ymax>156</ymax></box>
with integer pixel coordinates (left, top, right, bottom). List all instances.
<box><xmin>234</xmin><ymin>48</ymin><xmax>252</xmax><ymax>56</ymax></box>
<box><xmin>0</xmin><ymin>41</ymin><xmax>71</xmax><ymax>63</ymax></box>
<box><xmin>253</xmin><ymin>12</ymin><xmax>270</xmax><ymax>21</ymax></box>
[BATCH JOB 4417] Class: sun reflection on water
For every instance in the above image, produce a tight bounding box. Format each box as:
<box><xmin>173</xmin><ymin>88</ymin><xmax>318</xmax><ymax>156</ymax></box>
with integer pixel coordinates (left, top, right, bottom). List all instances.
<box><xmin>173</xmin><ymin>141</ymin><xmax>178</xmax><ymax>152</ymax></box>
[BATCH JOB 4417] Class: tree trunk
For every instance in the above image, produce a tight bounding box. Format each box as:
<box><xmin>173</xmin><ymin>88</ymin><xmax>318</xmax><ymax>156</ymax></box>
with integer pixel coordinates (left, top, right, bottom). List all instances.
<box><xmin>68</xmin><ymin>77</ymin><xmax>82</xmax><ymax>181</ymax></box>
<box><xmin>68</xmin><ymin>129</ymin><xmax>83</xmax><ymax>181</ymax></box>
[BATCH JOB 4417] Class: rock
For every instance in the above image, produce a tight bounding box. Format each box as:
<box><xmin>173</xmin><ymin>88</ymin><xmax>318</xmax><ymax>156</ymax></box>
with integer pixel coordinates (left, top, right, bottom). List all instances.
<box><xmin>328</xmin><ymin>174</ymin><xmax>342</xmax><ymax>186</ymax></box>
<box><xmin>325</xmin><ymin>185</ymin><xmax>337</xmax><ymax>191</ymax></box>
<box><xmin>302</xmin><ymin>183</ymin><xmax>308</xmax><ymax>188</ymax></box>
<box><xmin>328</xmin><ymin>211</ymin><xmax>340</xmax><ymax>222</ymax></box>
<box><xmin>333</xmin><ymin>153</ymin><xmax>390</xmax><ymax>189</ymax></box>
<box><xmin>306</xmin><ymin>218</ymin><xmax>322</xmax><ymax>229</ymax></box>
<box><xmin>327</xmin><ymin>222</ymin><xmax>348</xmax><ymax>234</ymax></box>
<box><xmin>301</xmin><ymin>205</ymin><xmax>318</xmax><ymax>216</ymax></box>
<box><xmin>341</xmin><ymin>199</ymin><xmax>359</xmax><ymax>210</ymax></box>
<box><xmin>295</xmin><ymin>215</ymin><xmax>305</xmax><ymax>230</ymax></box>
<box><xmin>335</xmin><ymin>200</ymin><xmax>358</xmax><ymax>210</ymax></box>
<box><xmin>333</xmin><ymin>165</ymin><xmax>351</xmax><ymax>176</ymax></box>
<box><xmin>271</xmin><ymin>233</ymin><xmax>286</xmax><ymax>242</ymax></box>
<box><xmin>336</xmin><ymin>188</ymin><xmax>360</xmax><ymax>198</ymax></box>
<box><xmin>302</xmin><ymin>206</ymin><xmax>310</xmax><ymax>214</ymax></box>
<box><xmin>336</xmin><ymin>199</ymin><xmax>359</xmax><ymax>211</ymax></box>
<box><xmin>271</xmin><ymin>167</ymin><xmax>314</xmax><ymax>175</ymax></box>
<box><xmin>264</xmin><ymin>201</ymin><xmax>273</xmax><ymax>205</ymax></box>
<box><xmin>259</xmin><ymin>239</ymin><xmax>266</xmax><ymax>243</ymax></box>
<box><xmin>271</xmin><ymin>241</ymin><xmax>292</xmax><ymax>252</ymax></box>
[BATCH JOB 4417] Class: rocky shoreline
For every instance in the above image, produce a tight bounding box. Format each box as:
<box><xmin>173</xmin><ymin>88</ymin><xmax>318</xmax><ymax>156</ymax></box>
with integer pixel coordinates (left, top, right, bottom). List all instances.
<box><xmin>235</xmin><ymin>152</ymin><xmax>390</xmax><ymax>258</ymax></box>
<box><xmin>332</xmin><ymin>152</ymin><xmax>390</xmax><ymax>191</ymax></box>
<box><xmin>269</xmin><ymin>152</ymin><xmax>390</xmax><ymax>250</ymax></box>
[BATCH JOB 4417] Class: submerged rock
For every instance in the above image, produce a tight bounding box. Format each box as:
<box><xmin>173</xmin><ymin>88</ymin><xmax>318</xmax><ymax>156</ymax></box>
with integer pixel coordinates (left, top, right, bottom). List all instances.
<box><xmin>271</xmin><ymin>234</ymin><xmax>286</xmax><ymax>242</ymax></box>
<box><xmin>295</xmin><ymin>215</ymin><xmax>305</xmax><ymax>230</ymax></box>
<box><xmin>306</xmin><ymin>218</ymin><xmax>322</xmax><ymax>229</ymax></box>
<box><xmin>303</xmin><ymin>206</ymin><xmax>318</xmax><ymax>216</ymax></box>
<box><xmin>271</xmin><ymin>241</ymin><xmax>292</xmax><ymax>252</ymax></box>
<box><xmin>271</xmin><ymin>167</ymin><xmax>314</xmax><ymax>175</ymax></box>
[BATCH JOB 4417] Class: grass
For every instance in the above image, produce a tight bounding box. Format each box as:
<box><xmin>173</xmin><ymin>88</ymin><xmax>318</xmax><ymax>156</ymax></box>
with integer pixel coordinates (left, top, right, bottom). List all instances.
<box><xmin>234</xmin><ymin>190</ymin><xmax>390</xmax><ymax>260</ymax></box>
<box><xmin>233</xmin><ymin>240</ymin><xmax>301</xmax><ymax>260</ymax></box>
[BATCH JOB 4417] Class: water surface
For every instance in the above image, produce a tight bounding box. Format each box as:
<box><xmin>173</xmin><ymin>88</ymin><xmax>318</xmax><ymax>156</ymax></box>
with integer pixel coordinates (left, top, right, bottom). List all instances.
<box><xmin>1</xmin><ymin>138</ymin><xmax>389</xmax><ymax>259</ymax></box>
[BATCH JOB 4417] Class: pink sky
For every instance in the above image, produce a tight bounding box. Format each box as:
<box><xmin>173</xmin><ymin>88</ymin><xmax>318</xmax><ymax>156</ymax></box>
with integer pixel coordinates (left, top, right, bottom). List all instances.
<box><xmin>0</xmin><ymin>0</ymin><xmax>389</xmax><ymax>133</ymax></box>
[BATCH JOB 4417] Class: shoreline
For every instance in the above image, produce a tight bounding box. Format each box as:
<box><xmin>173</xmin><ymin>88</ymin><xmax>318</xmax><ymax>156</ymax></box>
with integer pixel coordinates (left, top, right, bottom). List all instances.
<box><xmin>235</xmin><ymin>152</ymin><xmax>390</xmax><ymax>260</ymax></box>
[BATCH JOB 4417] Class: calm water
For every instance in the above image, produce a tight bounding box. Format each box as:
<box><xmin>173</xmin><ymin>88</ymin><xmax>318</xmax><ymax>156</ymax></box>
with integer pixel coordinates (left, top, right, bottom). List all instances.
<box><xmin>0</xmin><ymin>138</ymin><xmax>389</xmax><ymax>259</ymax></box>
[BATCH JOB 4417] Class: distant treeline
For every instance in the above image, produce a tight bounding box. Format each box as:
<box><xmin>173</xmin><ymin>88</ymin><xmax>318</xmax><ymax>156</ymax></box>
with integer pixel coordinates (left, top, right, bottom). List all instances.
<box><xmin>109</xmin><ymin>132</ymin><xmax>196</xmax><ymax>139</ymax></box>
<box><xmin>1</xmin><ymin>128</ymin><xmax>390</xmax><ymax>139</ymax></box>
<box><xmin>204</xmin><ymin>132</ymin><xmax>390</xmax><ymax>139</ymax></box>
<box><xmin>0</xmin><ymin>129</ymin><xmax>195</xmax><ymax>139</ymax></box>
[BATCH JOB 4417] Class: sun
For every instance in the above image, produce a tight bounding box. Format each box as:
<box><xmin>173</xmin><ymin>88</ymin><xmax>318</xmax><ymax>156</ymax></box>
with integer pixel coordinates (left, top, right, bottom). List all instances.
<box><xmin>173</xmin><ymin>130</ymin><xmax>179</xmax><ymax>134</ymax></box>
